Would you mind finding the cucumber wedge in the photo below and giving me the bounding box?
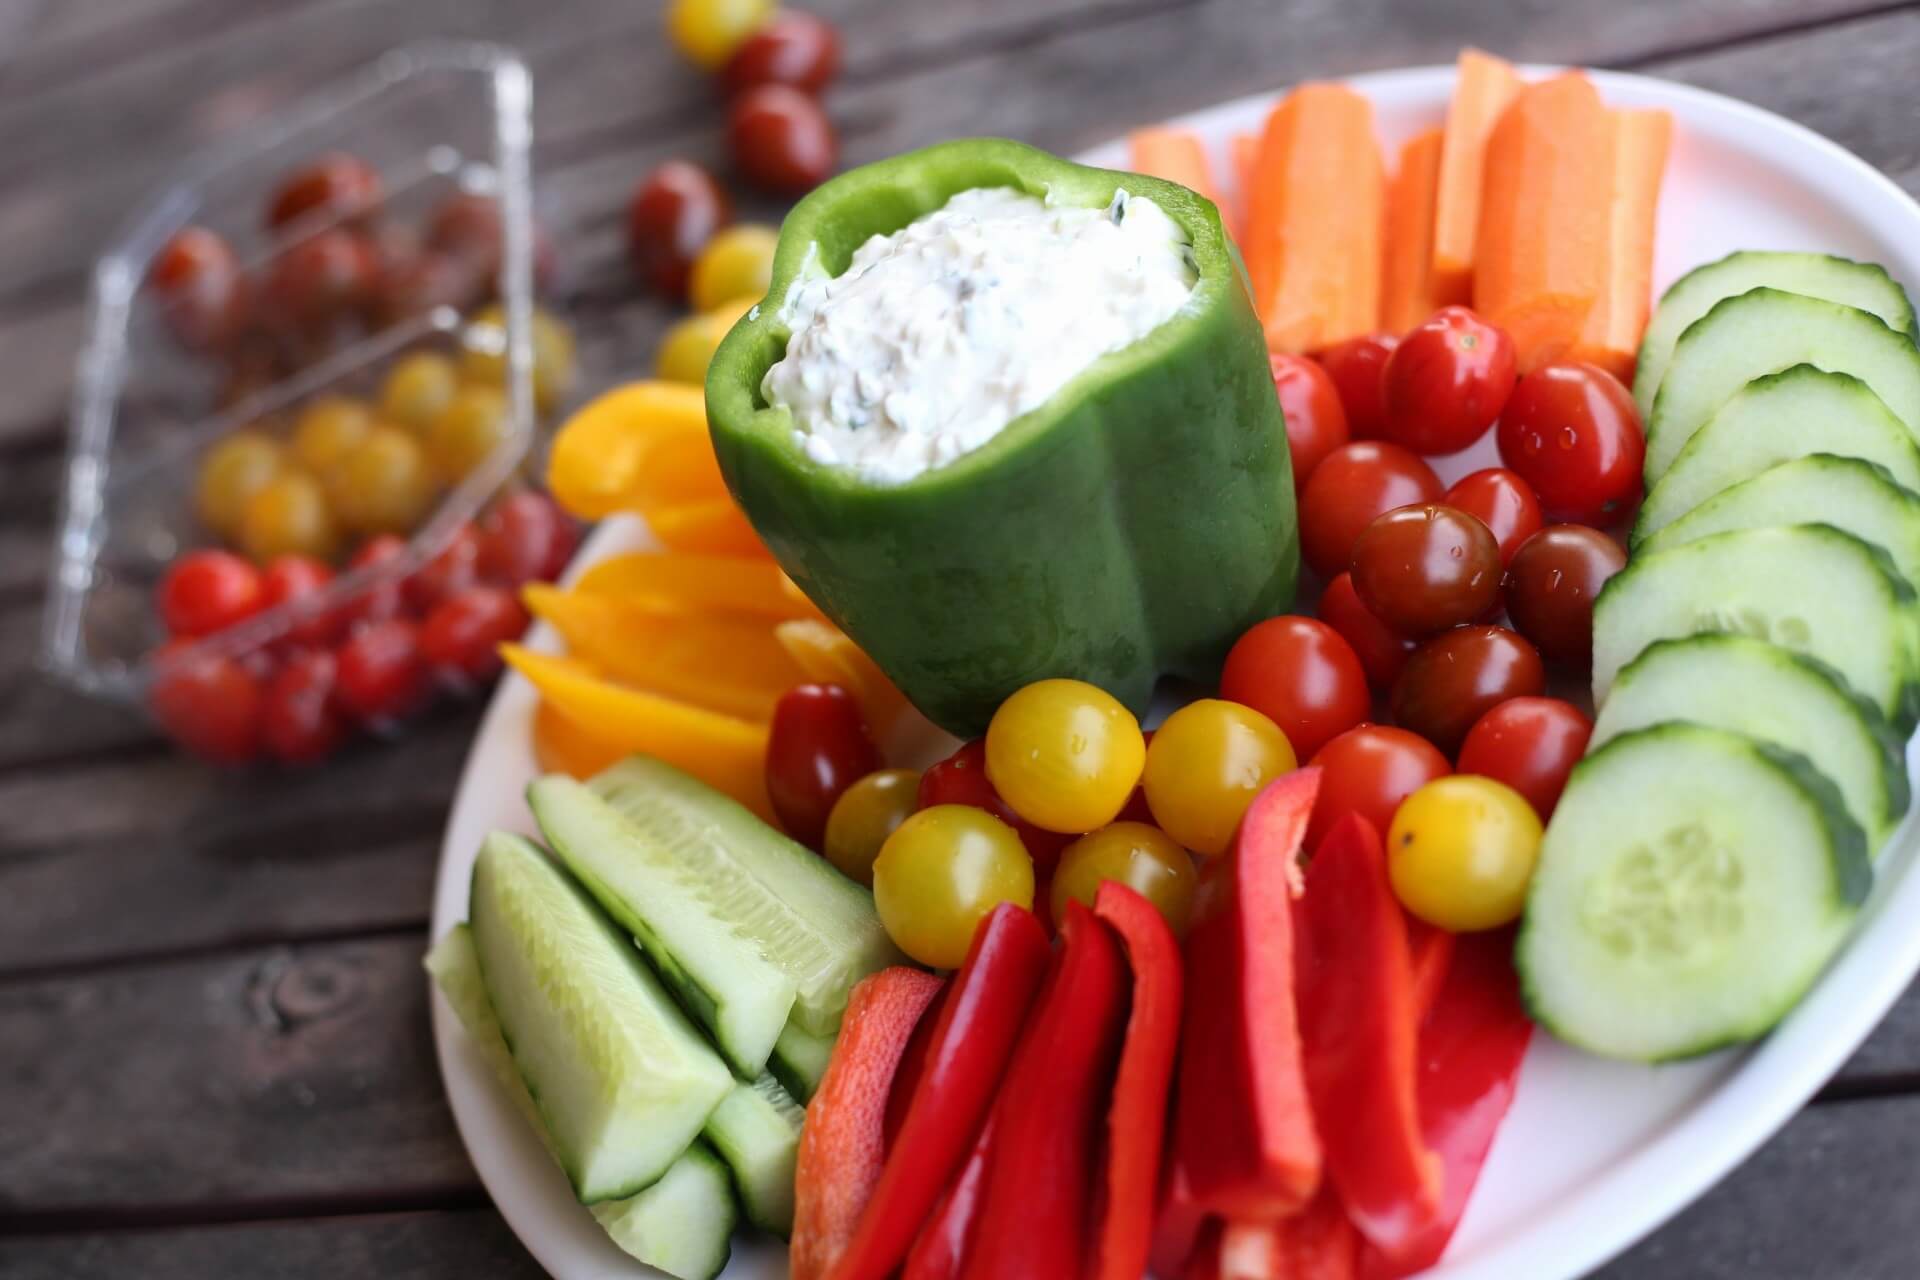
[530,773,798,1077]
[706,1072,805,1236]
[587,755,904,1037]
[1634,365,1920,544]
[1640,454,1920,590]
[592,1141,737,1280]
[1590,524,1920,729]
[1645,288,1920,483]
[1634,250,1917,417]
[1520,723,1870,1061]
[469,832,733,1203]
[770,1018,836,1103]
[1591,634,1909,847]
[424,923,559,1152]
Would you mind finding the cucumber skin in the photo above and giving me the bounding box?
[769,1019,835,1103]
[1519,725,1871,1062]
[592,1140,737,1280]
[705,1075,804,1236]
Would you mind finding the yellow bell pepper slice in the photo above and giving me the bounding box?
[774,618,910,736]
[502,643,773,820]
[546,381,709,521]
[531,700,629,779]
[648,498,770,558]
[571,551,823,620]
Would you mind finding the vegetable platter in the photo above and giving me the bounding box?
[431,61,1920,1280]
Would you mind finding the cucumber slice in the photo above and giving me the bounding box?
[1634,250,1917,417]
[592,1140,737,1280]
[587,755,904,1037]
[1644,289,1920,483]
[1634,365,1920,544]
[1520,723,1870,1061]
[424,924,558,1154]
[1591,634,1909,847]
[469,832,733,1203]
[706,1072,805,1236]
[1640,454,1920,590]
[1591,524,1920,729]
[770,1018,836,1103]
[530,774,798,1077]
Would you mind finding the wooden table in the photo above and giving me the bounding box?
[4,1,1920,1275]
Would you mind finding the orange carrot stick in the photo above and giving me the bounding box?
[1381,127,1453,334]
[1473,72,1612,372]
[1230,132,1260,235]
[1128,126,1225,211]
[1571,107,1674,383]
[1243,83,1385,353]
[1431,48,1522,301]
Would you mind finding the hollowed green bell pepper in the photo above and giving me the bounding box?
[706,138,1296,736]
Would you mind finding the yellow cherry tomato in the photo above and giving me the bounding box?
[655,297,755,385]
[1050,821,1197,936]
[872,804,1034,969]
[239,469,339,562]
[379,351,460,434]
[667,0,774,69]
[690,225,779,312]
[823,769,921,887]
[290,396,374,473]
[462,304,579,413]
[1388,774,1543,931]
[985,678,1146,834]
[195,429,283,539]
[325,425,439,535]
[1142,699,1296,857]
[428,383,515,480]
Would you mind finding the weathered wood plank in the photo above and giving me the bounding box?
[0,1211,541,1280]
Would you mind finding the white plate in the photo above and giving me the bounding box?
[431,64,1920,1280]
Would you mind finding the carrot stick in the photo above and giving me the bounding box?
[1472,72,1612,372]
[1230,132,1260,235]
[1129,126,1225,211]
[1571,107,1674,382]
[1431,48,1522,301]
[1243,83,1385,353]
[1381,128,1454,334]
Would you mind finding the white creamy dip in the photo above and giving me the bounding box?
[761,186,1196,484]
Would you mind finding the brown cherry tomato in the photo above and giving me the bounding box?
[1220,615,1370,759]
[267,151,382,231]
[728,84,837,194]
[376,250,483,324]
[479,490,580,587]
[1317,571,1418,690]
[263,228,379,335]
[823,768,921,886]
[1444,467,1543,565]
[628,160,735,297]
[1306,723,1450,852]
[148,226,249,351]
[1380,306,1517,455]
[1391,625,1545,755]
[1456,695,1593,822]
[1503,523,1627,669]
[721,10,842,95]
[1496,362,1645,525]
[1298,441,1443,579]
[1350,503,1503,637]
[1270,353,1350,494]
[767,683,883,848]
[1315,332,1398,440]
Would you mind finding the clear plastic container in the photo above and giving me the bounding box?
[42,41,538,706]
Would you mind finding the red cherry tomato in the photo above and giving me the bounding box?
[148,226,249,351]
[917,737,1074,875]
[339,534,408,628]
[149,647,265,765]
[263,228,379,334]
[260,555,338,647]
[1444,468,1543,566]
[157,550,265,638]
[1269,353,1350,493]
[1315,333,1398,440]
[1317,571,1417,690]
[406,523,483,613]
[335,618,432,728]
[480,491,580,588]
[627,160,734,297]
[1219,615,1369,759]
[1306,723,1450,851]
[266,151,382,231]
[423,192,555,293]
[1350,503,1503,637]
[766,683,883,848]
[728,85,837,194]
[721,10,842,95]
[1503,524,1628,669]
[262,648,350,765]
[421,586,529,685]
[1457,696,1593,821]
[1391,626,1545,755]
[1379,306,1516,455]
[1496,362,1645,524]
[1298,441,1443,579]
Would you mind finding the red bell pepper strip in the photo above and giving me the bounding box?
[1182,1219,1224,1280]
[1407,918,1456,1023]
[1218,1186,1360,1280]
[791,967,945,1280]
[1294,813,1441,1261]
[1360,929,1534,1279]
[832,904,1053,1280]
[1151,1164,1211,1280]
[1172,768,1325,1221]
[959,899,1130,1280]
[1088,882,1185,1280]
[902,1113,995,1280]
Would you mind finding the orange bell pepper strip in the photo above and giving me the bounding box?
[545,381,711,521]
[774,618,909,738]
[1381,127,1456,334]
[523,584,803,722]
[530,700,628,779]
[792,967,946,1280]
[500,643,774,820]
[1572,107,1674,382]
[1432,48,1523,303]
[571,550,822,620]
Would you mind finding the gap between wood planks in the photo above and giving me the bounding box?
[0,1186,493,1238]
